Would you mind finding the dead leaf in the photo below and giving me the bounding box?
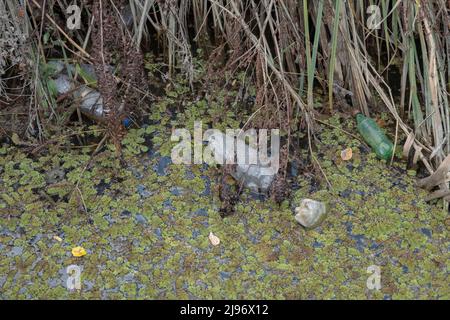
[376,118,387,127]
[53,235,63,242]
[208,232,220,246]
[341,148,353,161]
[417,154,450,190]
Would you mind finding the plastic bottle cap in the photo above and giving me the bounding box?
[122,118,131,128]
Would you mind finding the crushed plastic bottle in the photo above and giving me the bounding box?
[356,113,394,160]
[206,131,278,192]
[294,199,327,229]
[53,74,73,95]
[50,61,130,126]
[54,73,105,119]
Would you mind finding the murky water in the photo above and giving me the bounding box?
[0,108,448,299]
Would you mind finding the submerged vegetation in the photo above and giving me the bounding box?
[0,0,449,299]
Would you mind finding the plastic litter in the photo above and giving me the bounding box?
[356,113,394,160]
[294,199,327,229]
[50,61,129,125]
[206,131,278,192]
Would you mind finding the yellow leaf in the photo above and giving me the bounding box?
[341,148,353,161]
[53,235,63,242]
[208,232,220,246]
[71,246,87,257]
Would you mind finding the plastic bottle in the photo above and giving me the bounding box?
[206,131,277,192]
[356,113,394,160]
[52,62,131,128]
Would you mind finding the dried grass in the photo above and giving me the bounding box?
[1,0,449,201]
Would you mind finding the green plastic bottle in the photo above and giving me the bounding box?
[356,113,394,160]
